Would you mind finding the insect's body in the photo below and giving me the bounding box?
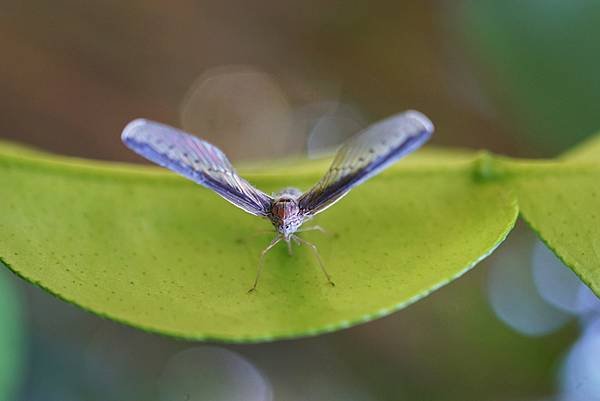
[121,110,434,292]
[269,188,306,240]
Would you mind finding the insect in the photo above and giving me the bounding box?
[121,110,433,292]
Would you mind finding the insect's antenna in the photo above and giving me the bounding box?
[248,235,282,293]
[292,235,335,287]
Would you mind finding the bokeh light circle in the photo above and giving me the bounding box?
[487,231,572,336]
[159,346,272,401]
[180,65,293,161]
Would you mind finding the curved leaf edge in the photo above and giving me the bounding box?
[0,201,519,343]
[516,214,598,296]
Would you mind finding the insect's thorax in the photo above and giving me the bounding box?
[269,188,305,239]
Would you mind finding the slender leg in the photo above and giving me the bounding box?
[248,235,282,293]
[292,235,335,287]
[296,225,328,234]
[286,240,293,256]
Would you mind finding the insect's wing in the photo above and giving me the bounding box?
[122,119,272,216]
[298,110,433,216]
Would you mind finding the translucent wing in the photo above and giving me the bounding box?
[298,110,434,215]
[122,119,272,216]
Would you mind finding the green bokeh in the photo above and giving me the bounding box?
[460,0,600,154]
[0,268,25,400]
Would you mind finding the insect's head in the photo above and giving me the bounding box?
[270,197,302,240]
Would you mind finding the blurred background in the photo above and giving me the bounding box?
[1,0,600,400]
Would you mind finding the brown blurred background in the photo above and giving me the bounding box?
[0,1,517,163]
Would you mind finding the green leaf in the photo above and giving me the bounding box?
[560,132,600,162]
[0,142,517,341]
[0,268,25,399]
[504,151,600,296]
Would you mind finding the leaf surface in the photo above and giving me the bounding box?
[0,142,517,341]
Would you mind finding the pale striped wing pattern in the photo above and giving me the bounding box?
[122,119,272,216]
[298,110,434,215]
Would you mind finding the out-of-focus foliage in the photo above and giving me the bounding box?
[459,0,600,155]
[0,268,25,400]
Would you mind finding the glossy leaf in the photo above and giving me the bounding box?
[0,142,517,341]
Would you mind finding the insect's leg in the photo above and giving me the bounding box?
[248,235,282,293]
[292,235,335,287]
[296,225,328,234]
[286,239,293,256]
